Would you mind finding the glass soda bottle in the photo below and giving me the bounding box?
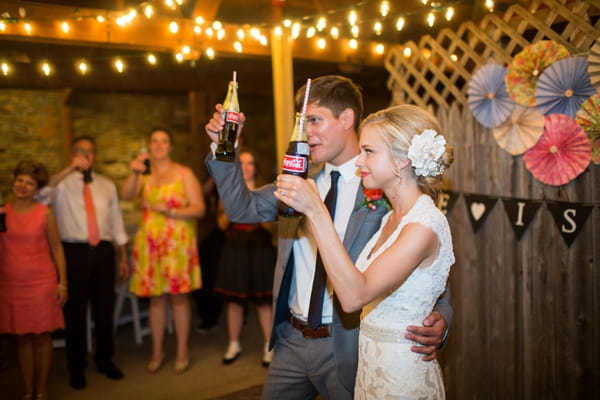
[141,139,151,175]
[216,71,240,162]
[0,192,6,232]
[278,112,310,217]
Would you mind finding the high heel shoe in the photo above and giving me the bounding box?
[147,353,165,373]
[222,341,242,365]
[173,358,189,373]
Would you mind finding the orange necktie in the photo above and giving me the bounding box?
[83,184,100,247]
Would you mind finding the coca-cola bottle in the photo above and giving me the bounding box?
[0,192,6,232]
[278,112,309,217]
[216,71,240,162]
[141,139,151,175]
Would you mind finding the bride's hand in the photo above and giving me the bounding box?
[274,175,321,216]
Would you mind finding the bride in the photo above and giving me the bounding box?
[275,104,455,398]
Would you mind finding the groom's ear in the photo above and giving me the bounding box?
[340,108,354,130]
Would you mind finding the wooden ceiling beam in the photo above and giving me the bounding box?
[0,1,385,66]
[190,0,222,21]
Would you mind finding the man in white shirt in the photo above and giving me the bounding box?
[42,136,129,389]
[205,76,452,399]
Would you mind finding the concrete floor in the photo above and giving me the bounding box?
[0,303,268,400]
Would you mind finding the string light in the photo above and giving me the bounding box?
[445,7,455,21]
[259,35,268,46]
[348,38,358,50]
[485,0,494,12]
[205,27,213,37]
[317,38,326,49]
[348,10,358,26]
[283,19,292,28]
[291,23,301,39]
[181,45,191,55]
[427,12,435,27]
[316,17,327,32]
[61,21,70,34]
[373,21,382,36]
[403,47,412,57]
[76,60,89,75]
[205,47,215,60]
[96,15,105,23]
[306,27,316,38]
[40,61,52,76]
[380,1,390,17]
[113,58,125,73]
[274,26,283,37]
[351,25,359,38]
[169,21,179,34]
[0,22,6,31]
[375,43,385,55]
[1,62,10,76]
[396,17,405,31]
[175,52,184,63]
[236,29,245,40]
[195,16,204,25]
[194,25,201,34]
[330,26,339,40]
[233,41,242,52]
[24,22,32,34]
[143,5,153,18]
[217,29,225,40]
[146,53,157,65]
[212,21,222,30]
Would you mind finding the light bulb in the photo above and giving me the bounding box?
[396,17,405,31]
[169,21,179,34]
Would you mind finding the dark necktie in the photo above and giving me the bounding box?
[307,170,341,328]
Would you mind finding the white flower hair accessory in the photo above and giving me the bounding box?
[407,129,447,177]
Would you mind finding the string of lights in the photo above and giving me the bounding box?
[0,0,495,78]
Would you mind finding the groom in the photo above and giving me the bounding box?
[205,75,452,400]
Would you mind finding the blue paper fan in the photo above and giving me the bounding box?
[535,56,596,118]
[467,64,515,128]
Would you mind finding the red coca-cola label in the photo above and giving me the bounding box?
[225,111,240,124]
[282,154,307,172]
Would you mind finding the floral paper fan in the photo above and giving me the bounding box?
[588,38,600,90]
[576,94,600,164]
[535,57,596,118]
[523,113,592,186]
[493,105,544,155]
[467,64,515,128]
[505,41,570,107]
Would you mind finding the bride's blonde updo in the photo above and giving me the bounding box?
[359,104,453,201]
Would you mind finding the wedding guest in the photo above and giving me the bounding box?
[276,104,454,398]
[205,75,452,399]
[122,127,205,373]
[214,150,276,367]
[41,136,128,390]
[0,160,67,400]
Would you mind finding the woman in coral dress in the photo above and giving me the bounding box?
[0,160,68,400]
[122,127,205,374]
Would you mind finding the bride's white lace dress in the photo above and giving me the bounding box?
[354,194,454,399]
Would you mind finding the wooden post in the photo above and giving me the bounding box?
[270,28,295,166]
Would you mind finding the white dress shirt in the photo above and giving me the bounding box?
[38,171,128,246]
[289,156,361,323]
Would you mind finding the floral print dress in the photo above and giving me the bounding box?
[129,172,201,297]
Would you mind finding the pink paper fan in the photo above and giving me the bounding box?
[523,113,592,186]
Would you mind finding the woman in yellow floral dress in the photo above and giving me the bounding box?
[122,127,205,373]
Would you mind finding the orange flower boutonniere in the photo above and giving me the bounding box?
[358,188,390,211]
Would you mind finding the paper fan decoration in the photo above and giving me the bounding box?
[467,65,515,128]
[588,38,600,90]
[523,113,592,186]
[493,105,545,155]
[535,57,596,118]
[505,41,570,107]
[576,94,600,164]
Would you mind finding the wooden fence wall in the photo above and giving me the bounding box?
[384,0,599,398]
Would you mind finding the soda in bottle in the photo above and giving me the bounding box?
[278,112,310,217]
[216,71,240,162]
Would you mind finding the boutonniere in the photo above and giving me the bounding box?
[358,188,390,211]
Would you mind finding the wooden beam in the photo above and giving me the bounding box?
[60,88,73,165]
[0,1,385,67]
[190,0,222,21]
